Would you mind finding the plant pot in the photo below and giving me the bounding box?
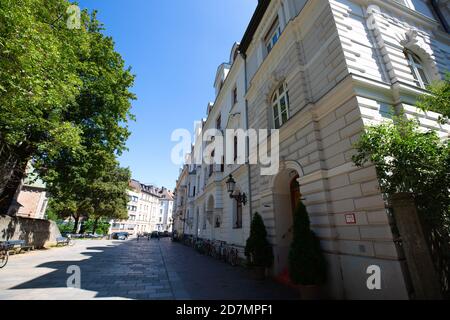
[250,266,266,280]
[299,285,322,300]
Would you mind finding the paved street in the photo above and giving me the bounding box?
[0,238,298,300]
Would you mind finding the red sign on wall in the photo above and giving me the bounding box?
[345,213,356,224]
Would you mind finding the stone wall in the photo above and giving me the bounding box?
[0,215,61,248]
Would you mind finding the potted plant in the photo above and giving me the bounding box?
[245,212,274,280]
[289,202,327,299]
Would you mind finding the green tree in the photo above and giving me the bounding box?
[82,218,110,235]
[417,74,450,125]
[0,0,85,212]
[245,212,274,268]
[352,113,450,297]
[352,117,450,211]
[44,151,130,233]
[84,164,130,234]
[288,202,327,285]
[0,0,136,214]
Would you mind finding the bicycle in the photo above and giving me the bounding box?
[228,246,239,266]
[0,243,9,269]
[204,240,214,257]
[67,235,75,247]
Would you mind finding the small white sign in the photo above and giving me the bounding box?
[345,213,356,224]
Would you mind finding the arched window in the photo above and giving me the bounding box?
[272,83,290,129]
[405,50,430,88]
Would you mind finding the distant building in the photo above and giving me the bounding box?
[9,163,48,220]
[109,179,174,235]
[173,166,189,237]
[158,187,174,232]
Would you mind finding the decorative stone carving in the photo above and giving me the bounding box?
[396,28,441,81]
[264,70,286,104]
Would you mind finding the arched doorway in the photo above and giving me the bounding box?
[272,166,302,279]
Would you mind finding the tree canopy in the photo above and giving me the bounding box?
[417,74,450,125]
[0,0,136,228]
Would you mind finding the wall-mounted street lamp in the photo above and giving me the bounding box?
[226,174,247,206]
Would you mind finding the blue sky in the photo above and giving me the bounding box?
[77,0,257,190]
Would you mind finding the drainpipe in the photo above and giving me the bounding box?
[241,50,253,222]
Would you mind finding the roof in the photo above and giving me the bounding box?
[129,179,163,197]
[159,188,174,201]
[240,0,271,56]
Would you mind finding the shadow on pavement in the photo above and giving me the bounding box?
[11,240,173,300]
[161,240,299,300]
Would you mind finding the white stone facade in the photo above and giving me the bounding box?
[173,0,449,299]
[110,180,172,235]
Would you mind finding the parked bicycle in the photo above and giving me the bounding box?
[226,245,239,266]
[67,234,75,246]
[0,242,9,269]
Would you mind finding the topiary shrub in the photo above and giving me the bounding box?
[245,212,274,268]
[289,202,327,285]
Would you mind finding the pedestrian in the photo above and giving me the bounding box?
[157,232,160,241]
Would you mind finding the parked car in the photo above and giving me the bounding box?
[112,232,128,240]
[163,231,170,237]
[150,231,159,239]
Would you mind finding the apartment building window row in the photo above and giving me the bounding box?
[127,205,137,211]
[128,195,138,202]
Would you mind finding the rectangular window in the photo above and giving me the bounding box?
[395,0,436,19]
[265,18,281,54]
[209,150,215,177]
[232,86,238,105]
[216,115,221,130]
[233,136,238,162]
[234,201,243,229]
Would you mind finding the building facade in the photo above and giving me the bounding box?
[158,187,174,232]
[8,162,48,220]
[173,0,450,299]
[110,179,166,235]
[173,166,189,235]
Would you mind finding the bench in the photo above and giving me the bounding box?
[3,240,34,254]
[56,237,70,246]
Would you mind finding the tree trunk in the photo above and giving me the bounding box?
[92,217,99,234]
[390,192,443,299]
[0,157,29,215]
[72,215,80,234]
